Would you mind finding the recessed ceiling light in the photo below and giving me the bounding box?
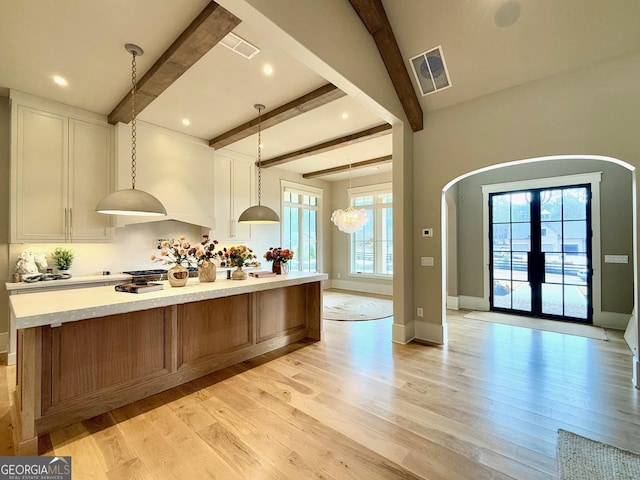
[181,118,191,126]
[262,64,273,76]
[53,75,68,86]
[341,112,349,120]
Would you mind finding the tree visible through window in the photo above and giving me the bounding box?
[350,184,392,276]
[282,182,321,272]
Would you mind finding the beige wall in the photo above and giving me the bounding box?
[414,52,640,338]
[455,159,633,314]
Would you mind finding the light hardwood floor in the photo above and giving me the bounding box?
[0,309,638,479]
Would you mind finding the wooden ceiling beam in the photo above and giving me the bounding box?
[209,84,346,149]
[108,2,240,125]
[260,123,391,169]
[303,155,392,179]
[349,0,423,132]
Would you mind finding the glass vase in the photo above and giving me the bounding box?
[272,261,289,275]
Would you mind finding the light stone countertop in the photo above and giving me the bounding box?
[10,272,328,330]
[5,273,132,292]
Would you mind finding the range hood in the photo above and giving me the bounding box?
[120,215,215,231]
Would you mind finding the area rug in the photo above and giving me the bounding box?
[557,429,640,479]
[463,311,608,341]
[323,290,393,321]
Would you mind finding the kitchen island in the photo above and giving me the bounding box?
[9,272,327,455]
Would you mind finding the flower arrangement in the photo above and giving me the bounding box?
[189,235,219,267]
[218,245,257,268]
[151,236,194,267]
[263,247,294,264]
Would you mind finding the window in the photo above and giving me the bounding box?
[350,183,393,277]
[281,181,322,272]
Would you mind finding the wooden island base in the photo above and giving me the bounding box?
[13,282,321,455]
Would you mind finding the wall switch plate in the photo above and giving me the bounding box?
[422,228,433,237]
[421,256,434,266]
[417,307,424,317]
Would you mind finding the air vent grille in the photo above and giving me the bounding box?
[409,46,451,96]
[220,32,260,59]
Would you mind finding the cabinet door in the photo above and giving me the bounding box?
[214,156,233,239]
[14,106,68,242]
[232,159,253,241]
[69,119,113,241]
[213,156,253,241]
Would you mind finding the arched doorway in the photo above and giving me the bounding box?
[442,155,636,332]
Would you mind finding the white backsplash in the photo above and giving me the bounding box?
[8,219,282,277]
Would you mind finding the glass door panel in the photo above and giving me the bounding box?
[489,185,592,323]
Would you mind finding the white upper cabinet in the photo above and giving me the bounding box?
[213,152,254,241]
[10,92,114,243]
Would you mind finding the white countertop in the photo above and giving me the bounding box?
[10,272,328,330]
[5,273,132,292]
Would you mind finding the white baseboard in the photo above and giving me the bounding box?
[414,320,445,345]
[0,332,7,354]
[330,279,393,296]
[392,321,415,344]
[594,311,632,331]
[459,295,490,311]
[446,296,459,310]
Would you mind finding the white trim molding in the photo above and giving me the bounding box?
[446,296,459,310]
[392,321,415,344]
[331,279,393,296]
[414,320,446,345]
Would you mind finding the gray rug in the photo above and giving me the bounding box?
[557,429,640,479]
[323,290,393,321]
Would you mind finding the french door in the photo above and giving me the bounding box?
[489,185,592,322]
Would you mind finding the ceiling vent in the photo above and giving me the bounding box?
[220,32,260,59]
[409,46,451,96]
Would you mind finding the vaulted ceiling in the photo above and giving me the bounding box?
[1,1,638,181]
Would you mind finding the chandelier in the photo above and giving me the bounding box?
[331,163,368,233]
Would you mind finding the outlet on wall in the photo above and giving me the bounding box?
[417,307,424,317]
[337,273,341,279]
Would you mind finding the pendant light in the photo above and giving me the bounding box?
[331,162,368,233]
[96,44,167,216]
[238,103,280,224]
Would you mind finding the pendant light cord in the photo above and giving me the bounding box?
[256,104,264,206]
[130,51,138,190]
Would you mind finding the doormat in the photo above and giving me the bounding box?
[557,429,640,479]
[323,290,393,321]
[463,311,608,340]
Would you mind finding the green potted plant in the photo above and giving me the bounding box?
[52,247,74,275]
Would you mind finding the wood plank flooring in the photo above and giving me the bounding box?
[0,309,638,479]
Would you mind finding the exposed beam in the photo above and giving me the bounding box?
[303,155,392,179]
[349,0,423,132]
[108,2,241,125]
[209,84,346,149]
[260,123,391,169]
